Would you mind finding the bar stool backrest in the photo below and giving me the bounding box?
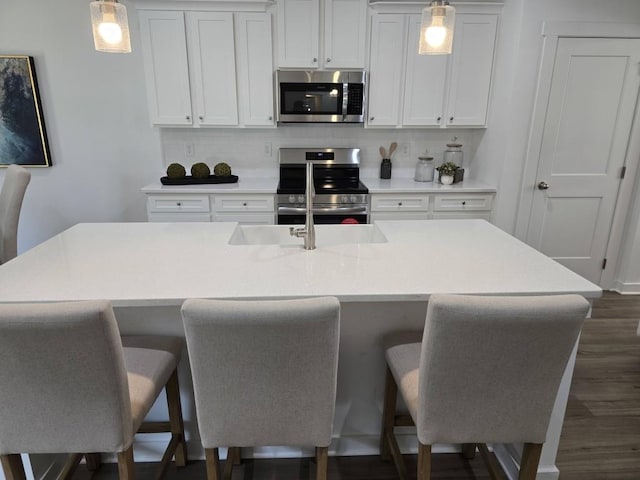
[0,164,31,264]
[417,294,590,445]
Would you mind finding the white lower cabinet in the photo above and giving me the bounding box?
[145,193,275,224]
[370,192,494,222]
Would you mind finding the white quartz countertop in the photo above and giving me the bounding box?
[141,178,495,194]
[0,221,600,306]
[141,177,278,194]
[362,177,496,193]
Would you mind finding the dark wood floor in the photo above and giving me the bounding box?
[76,292,640,479]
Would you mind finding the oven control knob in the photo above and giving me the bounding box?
[350,195,358,203]
[288,195,296,203]
[297,195,305,203]
[342,195,349,203]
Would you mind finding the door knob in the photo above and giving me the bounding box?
[538,181,550,190]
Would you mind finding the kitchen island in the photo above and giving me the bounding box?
[0,220,600,480]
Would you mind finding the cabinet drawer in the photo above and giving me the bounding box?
[433,194,493,212]
[214,194,274,212]
[147,195,210,213]
[432,212,493,222]
[371,194,429,212]
[213,213,275,224]
[148,213,211,222]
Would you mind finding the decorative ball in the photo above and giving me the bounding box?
[166,163,186,178]
[190,162,211,179]
[214,162,232,177]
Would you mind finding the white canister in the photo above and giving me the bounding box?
[443,141,463,168]
[414,156,434,182]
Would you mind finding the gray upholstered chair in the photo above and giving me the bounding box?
[380,294,590,480]
[0,164,31,264]
[181,297,340,480]
[0,300,187,480]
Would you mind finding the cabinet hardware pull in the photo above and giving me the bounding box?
[176,202,182,206]
[462,201,466,205]
[268,116,273,121]
[398,202,403,206]
[449,116,454,121]
[370,116,375,121]
[437,116,441,122]
[538,181,550,190]
[243,202,247,206]
[326,58,331,62]
[313,57,317,63]
[199,115,203,121]
[186,116,190,121]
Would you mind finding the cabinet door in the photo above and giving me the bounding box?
[402,14,448,127]
[367,15,405,127]
[236,13,275,127]
[324,0,367,68]
[138,11,192,125]
[445,14,498,127]
[187,12,238,126]
[277,0,320,68]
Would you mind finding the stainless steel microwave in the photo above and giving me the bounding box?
[276,70,366,124]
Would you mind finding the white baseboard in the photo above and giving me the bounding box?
[611,281,640,294]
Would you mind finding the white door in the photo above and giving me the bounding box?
[526,38,640,284]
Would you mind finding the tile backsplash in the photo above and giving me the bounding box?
[161,126,485,179]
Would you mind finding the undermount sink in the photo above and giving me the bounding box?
[228,224,388,246]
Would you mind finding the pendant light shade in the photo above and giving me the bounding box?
[419,0,455,55]
[90,0,131,53]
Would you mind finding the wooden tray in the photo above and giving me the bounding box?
[160,175,238,185]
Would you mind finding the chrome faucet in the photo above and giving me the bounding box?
[289,161,316,250]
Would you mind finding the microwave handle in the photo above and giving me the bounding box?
[342,83,349,121]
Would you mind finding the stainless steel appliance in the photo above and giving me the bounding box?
[276,70,366,124]
[277,148,369,224]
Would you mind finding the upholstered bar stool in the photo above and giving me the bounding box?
[0,300,187,480]
[0,164,31,264]
[181,297,340,480]
[380,294,590,480]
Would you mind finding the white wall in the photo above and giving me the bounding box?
[0,0,161,252]
[1,0,639,290]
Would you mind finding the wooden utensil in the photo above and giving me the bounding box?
[379,146,387,158]
[388,142,397,158]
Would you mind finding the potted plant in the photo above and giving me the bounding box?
[436,161,458,185]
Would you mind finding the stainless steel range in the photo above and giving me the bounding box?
[277,148,369,224]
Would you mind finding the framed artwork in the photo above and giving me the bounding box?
[0,55,51,167]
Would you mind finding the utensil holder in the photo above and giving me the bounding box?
[380,158,392,179]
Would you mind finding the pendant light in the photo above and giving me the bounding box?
[90,0,131,53]
[419,0,455,55]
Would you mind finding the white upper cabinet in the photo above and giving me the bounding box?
[277,0,367,69]
[368,12,499,128]
[367,14,405,126]
[187,12,238,126]
[138,8,274,128]
[445,14,498,127]
[235,13,275,126]
[139,11,192,125]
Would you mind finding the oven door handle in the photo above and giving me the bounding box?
[278,205,368,215]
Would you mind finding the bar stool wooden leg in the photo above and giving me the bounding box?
[1,454,26,480]
[85,453,102,471]
[380,366,398,461]
[205,448,221,480]
[462,443,477,459]
[519,443,543,480]
[166,369,187,467]
[117,446,135,480]
[316,446,328,480]
[417,443,432,480]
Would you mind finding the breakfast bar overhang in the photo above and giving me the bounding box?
[0,220,602,480]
